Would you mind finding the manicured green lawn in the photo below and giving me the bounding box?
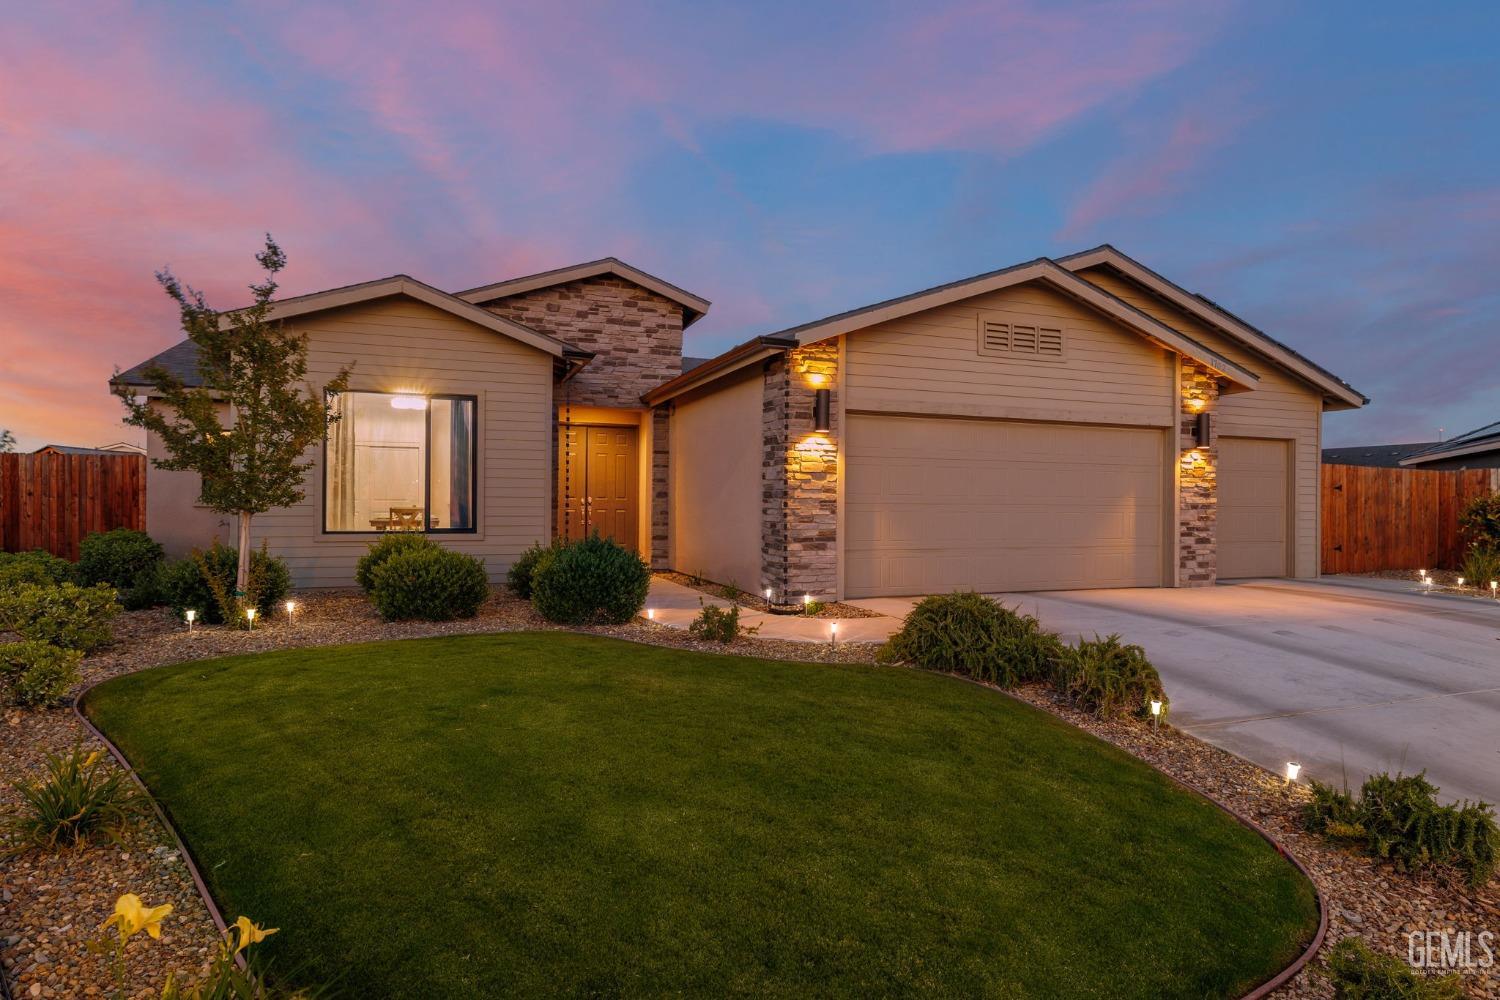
[85,633,1315,998]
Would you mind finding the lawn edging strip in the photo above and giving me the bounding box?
[939,671,1329,1000]
[72,679,247,972]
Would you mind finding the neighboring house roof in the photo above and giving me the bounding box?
[644,337,799,405]
[1323,443,1440,468]
[95,441,145,454]
[114,274,590,392]
[32,444,137,456]
[1399,421,1500,467]
[455,257,712,328]
[1056,245,1367,409]
[748,257,1261,390]
[681,356,712,373]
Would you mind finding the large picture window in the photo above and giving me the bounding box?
[324,391,476,533]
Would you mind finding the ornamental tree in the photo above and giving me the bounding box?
[117,237,349,596]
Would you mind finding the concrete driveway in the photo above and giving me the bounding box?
[861,578,1500,803]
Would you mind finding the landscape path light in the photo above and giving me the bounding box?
[1149,699,1162,731]
[646,608,656,622]
[285,599,297,620]
[1285,761,1301,784]
[1492,581,1498,598]
[829,621,838,646]
[185,608,196,632]
[244,606,257,630]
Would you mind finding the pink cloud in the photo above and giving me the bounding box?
[1058,84,1259,239]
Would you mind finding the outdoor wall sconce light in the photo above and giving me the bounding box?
[1193,411,1213,448]
[812,388,831,433]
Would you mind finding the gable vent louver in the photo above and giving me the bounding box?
[977,313,1065,360]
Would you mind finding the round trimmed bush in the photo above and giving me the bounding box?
[355,534,437,594]
[0,550,76,590]
[77,529,164,609]
[878,591,1064,687]
[505,540,559,600]
[530,534,650,626]
[0,640,83,708]
[0,583,118,654]
[159,541,291,624]
[369,545,489,621]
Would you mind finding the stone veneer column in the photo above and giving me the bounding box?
[1178,359,1219,586]
[651,407,670,569]
[762,342,839,601]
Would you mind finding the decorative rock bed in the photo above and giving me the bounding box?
[2,589,1495,997]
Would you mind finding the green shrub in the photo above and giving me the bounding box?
[688,601,756,643]
[0,641,83,707]
[370,545,489,621]
[1459,543,1500,589]
[0,549,75,591]
[355,533,437,594]
[802,598,826,616]
[1304,772,1498,889]
[1459,492,1500,551]
[530,533,651,626]
[1053,634,1167,719]
[0,582,118,653]
[877,592,1065,687]
[76,528,164,609]
[506,539,558,600]
[2,745,137,854]
[160,540,291,624]
[1317,936,1463,1000]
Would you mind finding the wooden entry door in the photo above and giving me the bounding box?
[560,425,639,549]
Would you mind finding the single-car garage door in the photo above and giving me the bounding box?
[845,414,1165,597]
[1218,437,1289,579]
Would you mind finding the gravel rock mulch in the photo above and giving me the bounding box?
[4,589,1496,997]
[656,571,886,618]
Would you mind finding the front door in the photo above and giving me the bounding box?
[559,425,639,549]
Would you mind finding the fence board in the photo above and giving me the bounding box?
[1321,463,1499,573]
[0,453,147,560]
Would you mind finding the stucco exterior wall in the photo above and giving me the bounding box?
[668,370,763,589]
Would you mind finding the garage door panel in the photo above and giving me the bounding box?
[846,415,1164,597]
[1218,437,1289,579]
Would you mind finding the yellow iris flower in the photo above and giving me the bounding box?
[230,915,278,954]
[103,893,172,941]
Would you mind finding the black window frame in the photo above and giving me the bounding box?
[321,390,479,535]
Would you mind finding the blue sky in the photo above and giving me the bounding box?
[2,0,1496,448]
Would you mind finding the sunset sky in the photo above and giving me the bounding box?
[3,1,1496,451]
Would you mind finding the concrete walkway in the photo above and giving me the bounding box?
[645,578,901,643]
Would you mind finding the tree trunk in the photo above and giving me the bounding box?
[236,511,252,597]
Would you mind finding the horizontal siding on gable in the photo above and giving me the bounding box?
[251,296,553,588]
[1077,267,1322,578]
[843,282,1175,427]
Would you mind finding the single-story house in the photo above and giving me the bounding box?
[32,442,145,457]
[114,246,1366,598]
[1322,442,1440,468]
[1396,422,1500,470]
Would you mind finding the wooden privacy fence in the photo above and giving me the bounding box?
[1321,463,1500,574]
[0,452,146,561]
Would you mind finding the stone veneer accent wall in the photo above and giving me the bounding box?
[1178,359,1219,586]
[761,341,839,601]
[480,275,685,561]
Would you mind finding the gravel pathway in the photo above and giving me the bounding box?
[3,589,1495,997]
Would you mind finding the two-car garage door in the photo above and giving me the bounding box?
[845,415,1165,598]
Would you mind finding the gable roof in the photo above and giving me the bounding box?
[764,257,1260,390]
[1399,421,1500,466]
[456,257,711,328]
[1057,245,1367,409]
[1323,442,1439,468]
[644,336,798,405]
[113,274,589,392]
